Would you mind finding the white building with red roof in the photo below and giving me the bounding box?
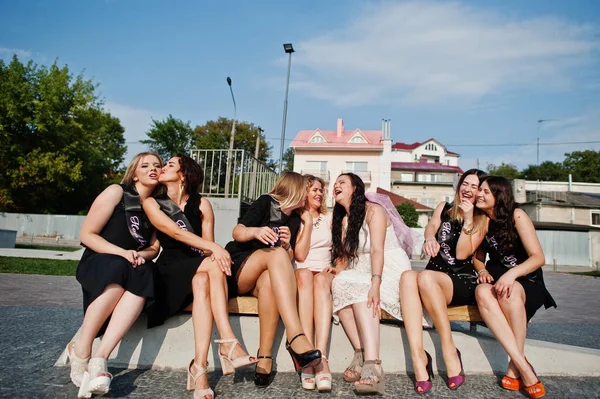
[290,118,461,219]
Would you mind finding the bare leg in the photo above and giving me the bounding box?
[351,302,382,387]
[75,284,125,359]
[199,258,249,359]
[313,272,334,375]
[94,291,145,359]
[400,270,429,382]
[237,248,313,354]
[476,284,537,387]
[497,283,528,379]
[252,271,279,375]
[417,270,460,378]
[338,306,363,380]
[296,269,315,344]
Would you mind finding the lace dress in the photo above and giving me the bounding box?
[332,222,412,320]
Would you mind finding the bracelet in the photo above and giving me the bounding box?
[477,269,489,276]
[372,274,382,280]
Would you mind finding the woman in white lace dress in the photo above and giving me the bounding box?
[331,173,414,395]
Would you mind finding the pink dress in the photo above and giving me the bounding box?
[294,213,332,272]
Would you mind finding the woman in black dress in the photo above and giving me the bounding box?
[143,155,256,399]
[475,176,556,399]
[67,152,162,397]
[224,171,322,386]
[399,169,488,394]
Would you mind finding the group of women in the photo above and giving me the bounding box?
[66,152,555,398]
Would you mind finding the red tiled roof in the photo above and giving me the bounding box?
[391,162,463,173]
[290,129,382,149]
[392,138,460,157]
[376,187,433,211]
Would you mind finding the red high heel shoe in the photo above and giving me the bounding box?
[414,351,433,395]
[446,349,465,390]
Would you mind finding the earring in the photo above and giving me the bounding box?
[133,178,139,182]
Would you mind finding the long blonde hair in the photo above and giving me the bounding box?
[448,168,487,233]
[121,152,164,195]
[303,174,327,215]
[269,171,306,209]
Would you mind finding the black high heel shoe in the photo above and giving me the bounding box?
[254,350,274,387]
[285,333,322,371]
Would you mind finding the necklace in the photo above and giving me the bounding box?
[313,214,323,228]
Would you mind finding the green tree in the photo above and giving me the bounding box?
[282,148,294,172]
[520,161,569,181]
[486,162,520,179]
[193,117,272,163]
[0,55,126,214]
[141,115,193,161]
[396,202,420,228]
[563,150,600,183]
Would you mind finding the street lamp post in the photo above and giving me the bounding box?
[225,77,237,197]
[536,119,556,166]
[278,43,295,175]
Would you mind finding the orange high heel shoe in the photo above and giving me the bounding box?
[525,380,546,398]
[501,375,522,391]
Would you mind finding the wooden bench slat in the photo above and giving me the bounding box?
[184,296,483,323]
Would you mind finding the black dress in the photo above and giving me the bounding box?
[224,194,301,298]
[482,217,557,320]
[76,185,155,335]
[149,193,207,327]
[425,202,478,306]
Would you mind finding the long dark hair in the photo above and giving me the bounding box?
[331,173,366,265]
[482,175,518,252]
[175,154,204,196]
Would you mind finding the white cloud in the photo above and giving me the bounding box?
[0,47,32,59]
[292,2,599,106]
[105,102,163,164]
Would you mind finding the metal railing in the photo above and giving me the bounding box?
[526,191,569,203]
[300,169,330,181]
[190,149,278,202]
[342,170,372,182]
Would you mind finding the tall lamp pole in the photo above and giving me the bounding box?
[279,43,295,175]
[225,77,237,197]
[536,119,556,166]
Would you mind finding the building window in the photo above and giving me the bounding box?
[592,211,600,226]
[350,136,365,143]
[306,161,327,172]
[425,143,437,151]
[310,135,325,143]
[346,161,368,171]
[418,198,437,208]
[417,173,442,183]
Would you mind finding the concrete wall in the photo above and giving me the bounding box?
[390,184,454,209]
[521,204,598,226]
[0,197,241,248]
[524,180,600,194]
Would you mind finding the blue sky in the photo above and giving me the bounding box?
[1,0,599,172]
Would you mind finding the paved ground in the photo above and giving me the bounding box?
[1,257,600,397]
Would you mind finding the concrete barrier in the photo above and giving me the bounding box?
[56,314,600,376]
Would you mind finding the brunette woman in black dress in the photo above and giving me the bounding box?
[399,169,488,394]
[67,152,162,397]
[475,176,556,399]
[143,155,256,399]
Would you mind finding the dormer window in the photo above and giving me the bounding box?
[425,143,437,151]
[350,136,365,143]
[310,135,325,143]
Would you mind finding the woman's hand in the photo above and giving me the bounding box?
[477,269,494,284]
[279,226,291,249]
[210,245,233,276]
[300,209,313,225]
[494,270,516,298]
[323,266,337,275]
[458,199,474,224]
[253,226,280,246]
[121,249,140,267]
[423,237,440,257]
[367,280,381,319]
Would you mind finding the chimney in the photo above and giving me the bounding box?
[336,118,344,137]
